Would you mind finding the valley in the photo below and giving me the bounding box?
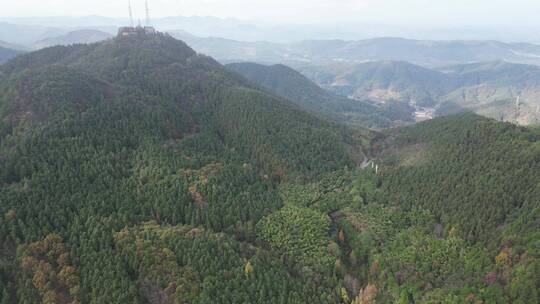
[295,60,540,125]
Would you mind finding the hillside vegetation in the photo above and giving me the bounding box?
[227,62,414,129]
[0,46,21,64]
[331,114,540,303]
[299,60,540,125]
[0,33,537,304]
[0,33,364,303]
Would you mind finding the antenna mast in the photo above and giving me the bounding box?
[145,0,151,26]
[128,0,134,27]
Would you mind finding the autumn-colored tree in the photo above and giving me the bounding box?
[244,261,254,278]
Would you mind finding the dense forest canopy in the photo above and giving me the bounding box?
[0,33,538,303]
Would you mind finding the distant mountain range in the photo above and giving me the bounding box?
[32,29,113,49]
[2,15,540,43]
[285,38,540,67]
[0,40,27,51]
[171,33,540,68]
[297,60,540,125]
[3,19,540,68]
[0,22,67,46]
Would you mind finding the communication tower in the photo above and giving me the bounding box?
[118,0,156,36]
[145,0,151,26]
[128,0,134,27]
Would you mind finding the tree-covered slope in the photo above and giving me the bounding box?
[300,60,540,125]
[377,113,539,242]
[226,62,414,129]
[436,61,540,125]
[299,61,452,107]
[1,33,358,177]
[0,33,364,303]
[315,113,539,303]
[362,113,540,302]
[0,32,538,304]
[0,46,22,64]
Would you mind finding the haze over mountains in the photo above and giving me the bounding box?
[172,33,540,68]
[32,29,113,49]
[4,16,540,71]
[2,15,540,43]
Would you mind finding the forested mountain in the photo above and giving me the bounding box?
[226,62,414,129]
[0,32,538,304]
[32,29,112,49]
[0,32,368,303]
[298,61,449,106]
[298,60,540,125]
[0,46,22,64]
[0,22,67,47]
[364,113,540,302]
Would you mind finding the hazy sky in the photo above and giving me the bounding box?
[3,0,540,27]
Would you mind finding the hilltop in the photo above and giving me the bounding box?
[0,32,368,303]
[168,34,540,67]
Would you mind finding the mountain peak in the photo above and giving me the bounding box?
[2,32,204,82]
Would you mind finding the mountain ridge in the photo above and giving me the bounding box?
[298,60,540,125]
[226,61,415,128]
[169,33,540,67]
[32,29,113,49]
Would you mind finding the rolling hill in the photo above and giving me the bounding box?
[298,60,540,125]
[32,29,113,49]
[226,62,414,129]
[298,61,451,106]
[0,31,369,303]
[358,113,540,303]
